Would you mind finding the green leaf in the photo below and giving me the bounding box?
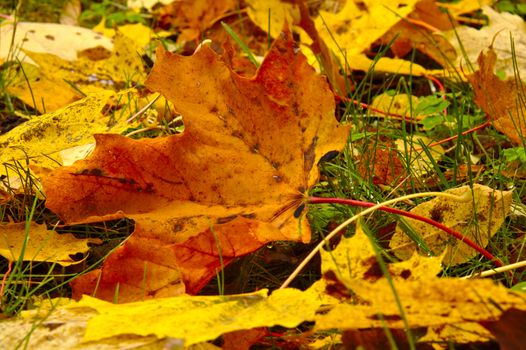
[511,282,526,293]
[414,95,449,116]
[503,147,526,163]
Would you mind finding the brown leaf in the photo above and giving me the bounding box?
[480,308,526,350]
[468,48,526,144]
[222,328,267,350]
[158,0,235,43]
[379,0,457,67]
[40,27,349,301]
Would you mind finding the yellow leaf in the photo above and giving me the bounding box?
[371,93,419,118]
[0,90,137,177]
[314,227,526,343]
[322,223,442,282]
[246,0,300,40]
[390,184,513,265]
[0,22,112,64]
[315,0,418,60]
[395,135,445,178]
[321,222,375,280]
[315,277,524,334]
[93,21,171,48]
[7,32,146,112]
[439,0,493,17]
[127,0,174,10]
[71,288,320,346]
[0,222,101,266]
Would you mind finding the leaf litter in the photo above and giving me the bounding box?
[1,0,526,348]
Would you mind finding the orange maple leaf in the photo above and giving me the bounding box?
[39,28,349,301]
[468,48,526,144]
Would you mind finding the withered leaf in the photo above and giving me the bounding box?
[40,28,349,301]
[468,48,526,144]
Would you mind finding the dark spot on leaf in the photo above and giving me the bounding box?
[400,269,411,280]
[45,35,54,41]
[292,101,299,116]
[323,270,354,300]
[319,150,339,163]
[78,168,104,176]
[430,206,443,223]
[363,257,382,281]
[231,130,243,139]
[294,204,305,218]
[216,215,238,224]
[369,314,402,321]
[118,177,137,185]
[143,183,155,193]
[303,136,318,173]
[272,174,282,183]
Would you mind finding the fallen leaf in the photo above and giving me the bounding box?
[394,135,445,178]
[468,47,526,145]
[447,6,526,79]
[7,32,146,112]
[379,0,457,68]
[390,184,513,265]
[92,21,171,48]
[0,22,112,64]
[439,0,492,16]
[480,308,526,350]
[246,0,434,76]
[371,93,420,118]
[245,0,300,41]
[158,0,235,43]
[342,328,426,350]
[222,328,267,350]
[322,221,443,283]
[314,227,526,344]
[127,0,173,11]
[74,288,319,346]
[0,222,101,266]
[0,90,137,177]
[356,141,406,186]
[39,28,350,300]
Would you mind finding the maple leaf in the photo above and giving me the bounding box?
[314,224,526,344]
[468,48,526,144]
[158,0,235,43]
[39,28,349,301]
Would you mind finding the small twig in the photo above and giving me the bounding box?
[126,93,161,124]
[462,259,526,279]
